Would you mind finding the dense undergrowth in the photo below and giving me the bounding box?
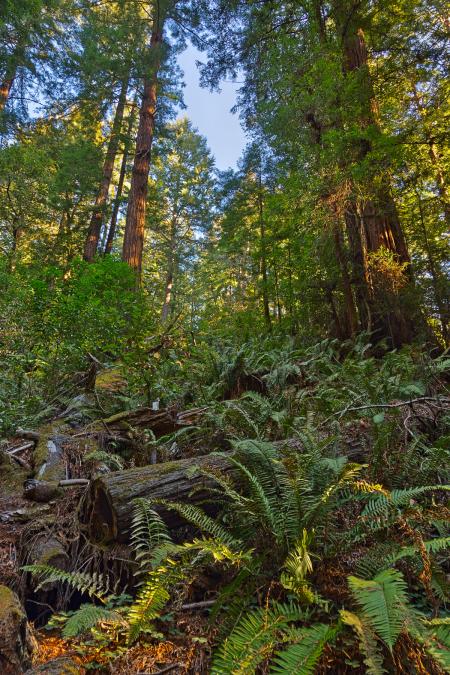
[6,266,446,673]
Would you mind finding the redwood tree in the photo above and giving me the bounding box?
[83,75,129,261]
[122,5,166,279]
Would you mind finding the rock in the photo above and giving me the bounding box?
[0,584,36,674]
[25,656,82,674]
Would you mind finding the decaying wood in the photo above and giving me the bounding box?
[33,430,70,483]
[79,453,232,545]
[9,454,32,472]
[23,480,63,503]
[23,478,88,502]
[7,442,34,456]
[16,429,41,442]
[23,533,69,576]
[0,584,36,674]
[59,479,89,487]
[98,405,207,437]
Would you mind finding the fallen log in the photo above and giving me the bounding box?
[79,453,232,545]
[24,480,63,503]
[24,479,89,502]
[97,405,207,437]
[16,428,41,442]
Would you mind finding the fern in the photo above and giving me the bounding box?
[270,623,339,674]
[152,499,242,550]
[130,499,172,575]
[127,559,182,644]
[85,450,124,471]
[22,564,108,600]
[212,601,305,675]
[362,485,450,519]
[280,531,316,603]
[340,610,385,675]
[348,569,410,652]
[356,537,450,578]
[62,604,120,637]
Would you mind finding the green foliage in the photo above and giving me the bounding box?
[348,569,411,652]
[211,601,307,674]
[130,499,172,576]
[127,559,182,644]
[271,623,340,675]
[340,611,385,675]
[62,604,120,638]
[22,564,109,600]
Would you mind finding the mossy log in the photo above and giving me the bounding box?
[33,424,71,482]
[23,533,69,577]
[0,585,36,674]
[78,453,232,545]
[99,405,207,436]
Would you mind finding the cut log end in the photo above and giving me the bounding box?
[79,479,118,545]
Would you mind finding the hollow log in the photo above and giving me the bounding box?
[78,453,232,545]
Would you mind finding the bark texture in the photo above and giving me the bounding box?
[84,76,129,261]
[0,585,36,674]
[338,21,421,346]
[104,102,136,254]
[78,453,233,545]
[122,19,163,279]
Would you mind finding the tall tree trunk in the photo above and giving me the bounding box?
[122,16,163,280]
[258,172,271,331]
[338,19,421,346]
[104,101,137,255]
[161,218,176,322]
[333,221,358,337]
[415,189,449,342]
[273,263,282,325]
[83,76,129,261]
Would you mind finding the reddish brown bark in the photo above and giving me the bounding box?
[83,76,129,261]
[0,74,15,112]
[338,22,421,346]
[104,102,137,254]
[122,20,163,280]
[333,222,358,337]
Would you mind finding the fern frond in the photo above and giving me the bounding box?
[62,604,121,637]
[270,623,339,674]
[228,456,277,533]
[152,500,242,550]
[22,564,108,600]
[183,537,253,567]
[127,559,182,644]
[130,499,172,575]
[362,485,449,519]
[212,601,304,674]
[280,531,316,603]
[340,610,385,675]
[348,569,409,652]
